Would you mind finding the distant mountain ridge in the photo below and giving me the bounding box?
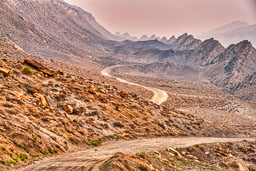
[112,32,256,97]
[198,20,256,47]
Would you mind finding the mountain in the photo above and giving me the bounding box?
[199,21,256,47]
[166,36,176,45]
[0,0,117,63]
[149,35,157,40]
[122,33,206,65]
[171,33,202,50]
[140,35,149,41]
[206,21,249,35]
[205,40,256,90]
[188,38,225,66]
[160,37,168,43]
[114,39,172,55]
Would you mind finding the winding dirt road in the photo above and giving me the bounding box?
[20,137,255,171]
[18,66,255,171]
[101,65,168,105]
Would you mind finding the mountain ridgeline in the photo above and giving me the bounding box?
[0,0,255,100]
[112,34,256,100]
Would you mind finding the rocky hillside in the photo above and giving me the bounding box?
[0,0,118,63]
[205,40,256,90]
[170,33,202,50]
[102,140,256,171]
[113,39,172,55]
[188,38,226,66]
[1,38,247,170]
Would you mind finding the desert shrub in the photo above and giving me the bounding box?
[18,153,27,161]
[23,67,33,75]
[7,160,16,166]
[88,140,101,146]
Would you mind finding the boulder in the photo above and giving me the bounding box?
[57,69,64,75]
[0,67,11,77]
[34,93,49,107]
[24,58,55,77]
[98,88,107,94]
[63,105,73,114]
[120,91,128,99]
[26,85,39,94]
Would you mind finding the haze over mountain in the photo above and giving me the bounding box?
[199,21,256,47]
[65,0,256,37]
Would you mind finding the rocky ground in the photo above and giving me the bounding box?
[112,73,256,138]
[102,140,256,171]
[0,39,252,170]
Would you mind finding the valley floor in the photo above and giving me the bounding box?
[114,72,256,136]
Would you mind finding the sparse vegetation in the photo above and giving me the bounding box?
[88,140,101,146]
[50,149,57,154]
[32,138,37,143]
[7,160,16,166]
[42,151,48,155]
[18,153,27,161]
[23,66,33,75]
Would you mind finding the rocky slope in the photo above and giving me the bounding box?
[170,33,202,50]
[0,0,117,63]
[205,40,256,90]
[0,38,247,170]
[113,39,172,55]
[188,38,226,66]
[102,140,256,171]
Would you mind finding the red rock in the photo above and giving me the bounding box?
[24,58,56,77]
[63,105,73,114]
[120,91,128,99]
[0,67,11,77]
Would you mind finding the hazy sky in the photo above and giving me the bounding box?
[65,0,256,37]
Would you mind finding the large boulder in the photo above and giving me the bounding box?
[24,58,56,77]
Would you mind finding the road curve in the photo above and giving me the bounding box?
[101,65,168,105]
[20,137,255,171]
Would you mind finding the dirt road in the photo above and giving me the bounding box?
[20,137,255,171]
[101,65,168,105]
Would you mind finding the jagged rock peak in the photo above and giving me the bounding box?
[227,40,254,52]
[166,36,176,44]
[176,33,189,42]
[201,38,224,48]
[169,35,176,40]
[236,40,253,49]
